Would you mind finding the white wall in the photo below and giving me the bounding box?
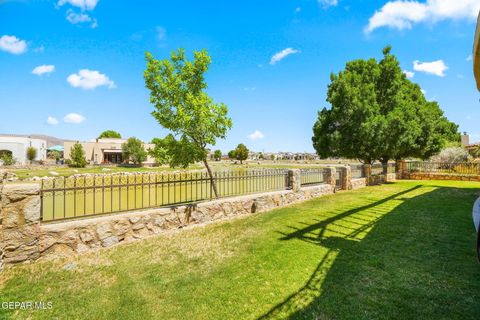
[0,136,47,165]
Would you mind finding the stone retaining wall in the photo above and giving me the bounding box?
[403,172,480,182]
[0,178,334,267]
[351,178,367,190]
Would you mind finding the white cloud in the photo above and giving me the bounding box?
[248,130,265,140]
[0,35,27,54]
[67,69,116,90]
[421,89,427,95]
[467,54,473,61]
[47,116,59,125]
[66,10,91,23]
[66,9,97,28]
[318,0,338,8]
[403,70,415,79]
[32,64,55,76]
[413,60,448,77]
[64,113,86,124]
[365,0,480,33]
[270,48,300,65]
[57,0,99,11]
[34,45,45,53]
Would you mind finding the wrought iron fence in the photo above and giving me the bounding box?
[405,162,480,175]
[371,164,384,176]
[335,169,344,190]
[40,169,288,222]
[371,163,396,176]
[350,164,364,179]
[300,168,327,186]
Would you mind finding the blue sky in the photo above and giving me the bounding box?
[1,0,479,152]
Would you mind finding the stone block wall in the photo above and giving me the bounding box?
[403,172,480,182]
[0,176,334,267]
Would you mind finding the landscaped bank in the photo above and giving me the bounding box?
[1,180,479,319]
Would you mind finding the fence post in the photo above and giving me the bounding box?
[363,164,372,186]
[341,166,352,190]
[0,183,41,268]
[323,167,337,190]
[395,160,405,179]
[287,169,301,192]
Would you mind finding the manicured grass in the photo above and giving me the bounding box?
[1,180,479,319]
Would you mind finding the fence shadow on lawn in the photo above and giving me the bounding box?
[259,184,480,320]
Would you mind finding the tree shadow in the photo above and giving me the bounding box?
[259,184,480,320]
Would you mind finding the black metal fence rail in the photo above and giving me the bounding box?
[40,169,289,222]
[405,162,480,175]
[300,168,327,186]
[371,164,384,176]
[350,164,364,179]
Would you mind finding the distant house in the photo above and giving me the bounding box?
[0,135,47,165]
[64,138,155,165]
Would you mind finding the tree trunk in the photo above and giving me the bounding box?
[203,159,219,199]
[380,157,389,174]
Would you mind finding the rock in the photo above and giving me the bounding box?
[102,168,112,172]
[129,216,141,224]
[63,262,77,271]
[79,231,95,243]
[49,171,59,176]
[96,223,112,240]
[24,196,41,223]
[101,235,119,247]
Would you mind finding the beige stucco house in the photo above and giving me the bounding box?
[64,138,155,165]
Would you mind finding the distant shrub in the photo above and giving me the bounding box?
[430,147,471,164]
[26,147,38,164]
[0,153,16,166]
[69,143,88,168]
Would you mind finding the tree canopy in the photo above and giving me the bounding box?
[69,143,87,168]
[144,48,232,197]
[122,137,147,165]
[98,130,122,139]
[213,150,222,161]
[233,143,249,164]
[312,46,459,164]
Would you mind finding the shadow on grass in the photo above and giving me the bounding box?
[259,184,480,320]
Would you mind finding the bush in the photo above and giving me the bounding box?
[69,143,88,168]
[26,147,38,163]
[430,147,471,164]
[0,153,16,166]
[122,137,147,165]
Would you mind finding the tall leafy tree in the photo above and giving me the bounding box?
[213,150,222,161]
[122,137,147,165]
[144,48,232,198]
[312,46,459,165]
[98,130,122,139]
[69,142,87,168]
[234,143,249,164]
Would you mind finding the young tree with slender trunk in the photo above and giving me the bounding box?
[144,49,232,198]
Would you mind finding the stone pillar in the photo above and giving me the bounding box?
[340,166,352,190]
[396,160,406,179]
[0,183,41,267]
[287,169,301,192]
[363,164,372,186]
[323,167,337,190]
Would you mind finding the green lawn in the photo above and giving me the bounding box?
[1,180,480,319]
